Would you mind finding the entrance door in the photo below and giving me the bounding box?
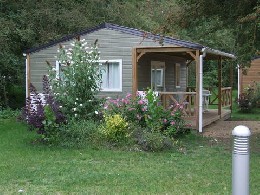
[151,61,165,91]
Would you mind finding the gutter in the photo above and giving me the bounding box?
[204,47,236,59]
[199,48,206,133]
[23,53,29,98]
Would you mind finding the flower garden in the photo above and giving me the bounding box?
[21,40,191,151]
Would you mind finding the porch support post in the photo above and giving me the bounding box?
[132,48,138,95]
[230,63,233,112]
[195,50,200,130]
[26,53,30,98]
[218,56,222,116]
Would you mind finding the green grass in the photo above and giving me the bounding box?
[0,118,259,194]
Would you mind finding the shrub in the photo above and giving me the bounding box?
[237,93,253,112]
[21,81,66,141]
[47,39,102,120]
[0,107,20,119]
[101,89,191,137]
[133,127,174,152]
[100,114,128,142]
[58,119,100,148]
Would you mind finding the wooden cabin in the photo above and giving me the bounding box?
[24,23,236,131]
[239,57,260,94]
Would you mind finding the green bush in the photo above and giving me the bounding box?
[100,114,128,142]
[137,130,173,152]
[0,108,20,119]
[58,119,100,148]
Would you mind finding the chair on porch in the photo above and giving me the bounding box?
[202,89,211,111]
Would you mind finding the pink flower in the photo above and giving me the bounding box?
[126,93,132,99]
[163,119,167,123]
[138,100,144,105]
[170,121,175,125]
[104,104,108,110]
[137,114,142,120]
[128,108,136,111]
[141,107,147,112]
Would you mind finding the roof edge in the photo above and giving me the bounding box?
[24,23,108,54]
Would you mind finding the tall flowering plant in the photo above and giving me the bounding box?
[48,39,102,120]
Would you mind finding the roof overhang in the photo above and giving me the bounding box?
[135,46,236,61]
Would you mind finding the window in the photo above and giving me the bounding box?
[99,59,122,91]
[151,68,163,87]
[175,63,181,88]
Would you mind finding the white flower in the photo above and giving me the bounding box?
[75,114,78,117]
[59,106,62,108]
[80,104,83,107]
[95,111,98,115]
[73,108,77,111]
[76,98,79,100]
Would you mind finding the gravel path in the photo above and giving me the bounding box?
[202,120,260,138]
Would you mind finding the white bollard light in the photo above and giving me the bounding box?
[232,125,251,195]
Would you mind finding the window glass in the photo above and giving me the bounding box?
[100,60,122,91]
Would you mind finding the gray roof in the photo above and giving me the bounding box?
[25,23,236,59]
[25,23,205,54]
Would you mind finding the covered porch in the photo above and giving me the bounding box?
[132,46,236,132]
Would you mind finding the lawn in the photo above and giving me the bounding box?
[0,118,259,194]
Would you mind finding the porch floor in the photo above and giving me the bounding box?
[186,109,231,129]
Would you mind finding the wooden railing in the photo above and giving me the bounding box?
[221,87,232,108]
[187,86,232,108]
[187,86,218,105]
[159,92,196,117]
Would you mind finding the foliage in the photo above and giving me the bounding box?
[57,119,100,148]
[101,89,191,138]
[21,79,66,141]
[48,39,101,120]
[0,107,20,119]
[237,82,260,113]
[0,0,258,109]
[100,114,128,143]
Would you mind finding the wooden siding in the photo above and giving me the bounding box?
[29,39,75,91]
[29,28,182,97]
[240,58,260,93]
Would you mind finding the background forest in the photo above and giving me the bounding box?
[0,0,259,109]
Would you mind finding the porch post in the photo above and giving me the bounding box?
[132,48,138,95]
[26,53,30,98]
[218,56,222,116]
[195,50,200,130]
[230,63,233,112]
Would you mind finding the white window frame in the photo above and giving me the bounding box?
[151,68,164,87]
[99,59,122,92]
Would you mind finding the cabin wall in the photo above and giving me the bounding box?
[240,58,260,93]
[28,28,175,97]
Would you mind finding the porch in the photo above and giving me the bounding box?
[158,86,232,129]
[132,46,236,132]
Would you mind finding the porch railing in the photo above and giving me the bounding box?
[187,86,232,109]
[159,92,196,117]
[221,87,232,108]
